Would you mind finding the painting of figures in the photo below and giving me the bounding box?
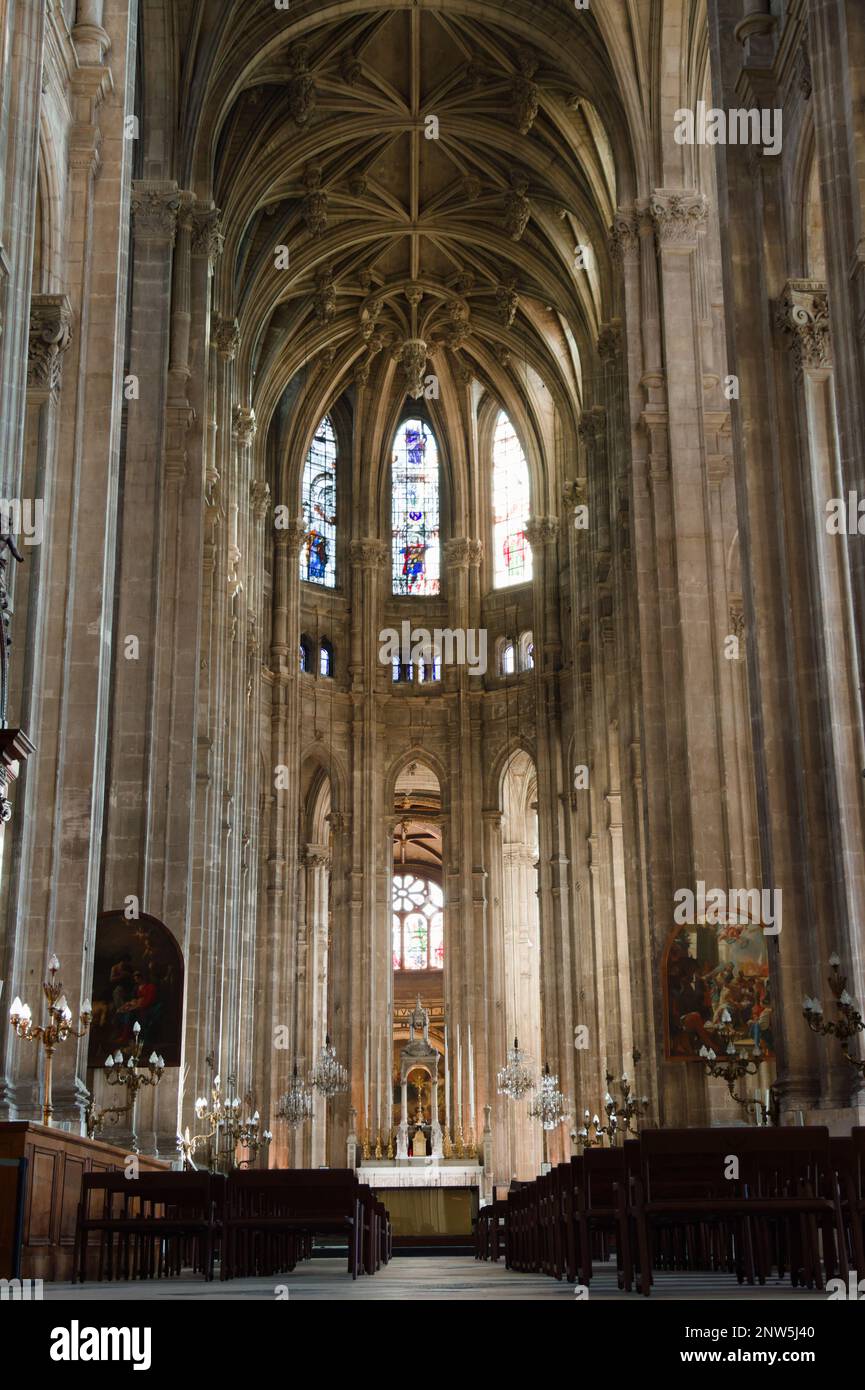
[663,920,773,1061]
[86,912,183,1068]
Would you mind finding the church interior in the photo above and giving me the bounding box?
[1,0,865,1313]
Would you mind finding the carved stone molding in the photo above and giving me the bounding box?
[562,478,588,515]
[303,844,331,870]
[287,43,316,126]
[314,265,337,323]
[494,280,519,327]
[510,53,540,135]
[131,182,181,244]
[776,279,831,372]
[503,173,531,241]
[650,190,708,249]
[728,597,746,640]
[578,406,606,449]
[191,207,225,263]
[301,164,328,237]
[212,315,240,360]
[27,294,73,395]
[597,319,622,362]
[232,406,257,447]
[349,538,388,568]
[397,338,428,399]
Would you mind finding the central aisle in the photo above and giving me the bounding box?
[43,1258,825,1302]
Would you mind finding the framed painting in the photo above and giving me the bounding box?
[662,917,773,1061]
[86,911,183,1068]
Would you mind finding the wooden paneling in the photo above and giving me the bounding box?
[0,1122,168,1280]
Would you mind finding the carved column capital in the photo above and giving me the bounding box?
[131,181,181,243]
[349,538,389,568]
[650,190,708,250]
[525,515,558,546]
[776,279,831,372]
[443,538,473,568]
[27,295,73,396]
[275,517,307,555]
[213,315,240,361]
[608,210,640,267]
[250,479,271,521]
[232,406,257,448]
[191,207,225,264]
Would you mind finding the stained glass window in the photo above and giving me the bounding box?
[300,415,337,587]
[320,639,333,678]
[501,641,516,675]
[392,873,444,970]
[391,419,440,596]
[492,411,532,588]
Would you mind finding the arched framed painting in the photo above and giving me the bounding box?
[86,911,184,1068]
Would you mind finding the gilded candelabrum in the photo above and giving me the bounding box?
[804,954,865,1080]
[85,1021,165,1151]
[179,1069,272,1172]
[9,955,91,1126]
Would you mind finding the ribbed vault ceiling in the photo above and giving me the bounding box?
[206,5,622,433]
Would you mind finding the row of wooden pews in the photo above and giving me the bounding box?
[74,1168,391,1283]
[476,1127,865,1295]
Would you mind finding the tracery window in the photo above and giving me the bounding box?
[300,415,337,588]
[392,873,444,970]
[492,411,532,588]
[391,419,440,596]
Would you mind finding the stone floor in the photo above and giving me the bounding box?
[43,1256,827,1301]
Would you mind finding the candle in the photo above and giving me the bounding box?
[456,1024,462,1124]
[376,1027,381,1136]
[468,1024,475,1129]
[364,1028,369,1129]
[444,1025,450,1131]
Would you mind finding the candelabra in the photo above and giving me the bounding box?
[528,1062,571,1131]
[573,1110,604,1149]
[276,1063,314,1128]
[573,1054,649,1148]
[496,1036,535,1101]
[601,1061,649,1142]
[804,954,865,1079]
[699,1009,776,1122]
[9,955,91,1126]
[85,1021,165,1150]
[179,1070,272,1172]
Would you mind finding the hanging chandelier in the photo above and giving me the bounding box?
[277,1064,314,1127]
[309,1033,349,1098]
[496,1036,535,1101]
[528,1062,571,1130]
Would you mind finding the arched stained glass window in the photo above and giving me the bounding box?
[492,411,532,588]
[392,873,444,970]
[391,419,440,596]
[300,415,337,588]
